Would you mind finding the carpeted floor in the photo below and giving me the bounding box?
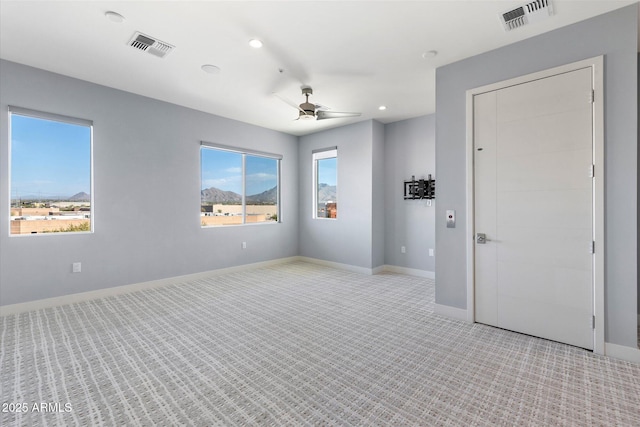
[1,261,639,426]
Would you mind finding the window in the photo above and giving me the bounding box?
[200,143,280,226]
[9,107,93,235]
[313,148,337,219]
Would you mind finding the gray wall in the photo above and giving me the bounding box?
[435,5,638,347]
[0,58,436,306]
[298,121,381,269]
[372,120,385,269]
[297,116,437,273]
[384,115,436,273]
[0,60,299,306]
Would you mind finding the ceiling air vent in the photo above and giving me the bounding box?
[128,32,174,58]
[500,0,553,31]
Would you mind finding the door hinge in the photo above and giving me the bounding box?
[589,89,595,103]
[589,241,595,254]
[589,164,595,178]
[591,315,596,329]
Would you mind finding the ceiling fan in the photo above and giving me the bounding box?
[275,86,361,121]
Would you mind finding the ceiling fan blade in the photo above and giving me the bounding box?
[272,92,305,113]
[315,110,362,120]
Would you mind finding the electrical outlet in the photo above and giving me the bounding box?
[429,249,434,257]
[72,262,81,273]
[241,242,247,249]
[401,246,406,254]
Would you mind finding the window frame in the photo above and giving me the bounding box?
[312,147,338,220]
[8,106,94,236]
[200,142,281,227]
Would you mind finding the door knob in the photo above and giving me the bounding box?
[476,233,491,244]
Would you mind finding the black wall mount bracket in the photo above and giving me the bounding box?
[404,174,435,200]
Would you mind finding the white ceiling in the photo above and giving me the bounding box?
[0,0,637,136]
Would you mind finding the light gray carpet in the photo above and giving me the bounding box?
[1,261,639,426]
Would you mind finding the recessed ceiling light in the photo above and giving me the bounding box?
[201,64,221,74]
[378,105,387,111]
[249,39,263,49]
[422,50,438,59]
[105,11,125,23]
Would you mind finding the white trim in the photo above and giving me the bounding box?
[296,256,375,275]
[312,148,338,161]
[0,257,300,316]
[200,140,283,160]
[605,343,640,364]
[0,258,438,316]
[311,146,338,155]
[465,83,476,324]
[372,265,385,275]
[434,303,468,322]
[312,148,338,220]
[465,56,605,354]
[591,56,605,355]
[383,265,435,279]
[9,105,93,127]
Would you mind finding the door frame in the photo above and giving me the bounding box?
[465,56,605,354]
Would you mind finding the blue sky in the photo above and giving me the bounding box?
[201,148,278,196]
[317,157,337,186]
[11,114,91,200]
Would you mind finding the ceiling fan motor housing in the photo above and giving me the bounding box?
[299,86,316,119]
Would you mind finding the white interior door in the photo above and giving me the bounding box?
[474,68,594,350]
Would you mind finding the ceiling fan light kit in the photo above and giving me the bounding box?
[298,111,315,120]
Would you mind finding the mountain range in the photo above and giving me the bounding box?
[10,191,90,201]
[201,186,279,204]
[69,192,91,201]
[317,184,337,202]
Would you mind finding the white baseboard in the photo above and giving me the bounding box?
[296,258,436,279]
[372,265,386,275]
[0,256,300,316]
[383,265,435,279]
[605,342,640,364]
[434,303,469,322]
[296,256,377,275]
[1,257,436,316]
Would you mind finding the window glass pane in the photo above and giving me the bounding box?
[245,155,278,223]
[201,148,243,226]
[10,113,92,235]
[316,156,337,219]
[200,146,280,227]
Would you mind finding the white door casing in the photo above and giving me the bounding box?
[465,57,604,353]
